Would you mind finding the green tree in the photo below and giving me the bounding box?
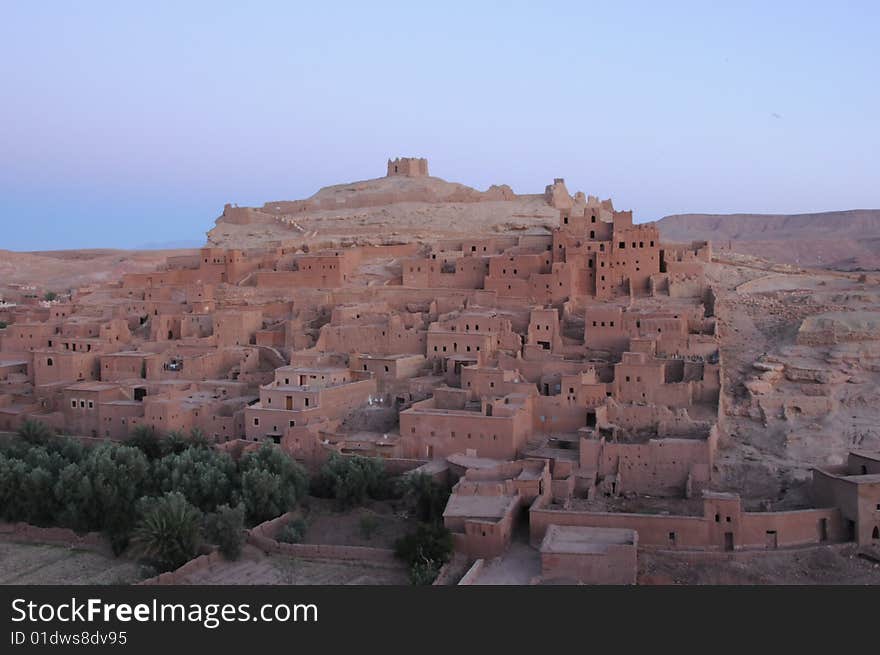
[162,430,189,456]
[127,425,163,460]
[238,443,308,524]
[79,443,151,552]
[132,492,203,572]
[151,446,237,513]
[394,523,453,585]
[43,291,57,302]
[188,428,211,449]
[203,503,245,560]
[403,473,451,524]
[0,454,30,521]
[314,453,389,509]
[53,461,94,532]
[17,419,54,446]
[0,321,7,329]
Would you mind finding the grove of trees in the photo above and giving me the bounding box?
[0,421,308,571]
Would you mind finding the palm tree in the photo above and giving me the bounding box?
[131,492,202,571]
[17,419,53,445]
[128,425,162,459]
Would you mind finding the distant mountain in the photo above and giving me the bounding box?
[656,209,880,270]
[137,239,204,249]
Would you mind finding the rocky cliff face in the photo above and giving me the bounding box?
[208,172,568,249]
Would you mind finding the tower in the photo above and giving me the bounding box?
[386,157,429,177]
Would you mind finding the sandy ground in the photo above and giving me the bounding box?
[0,542,143,585]
[639,545,880,585]
[300,497,418,550]
[0,248,195,295]
[182,547,409,585]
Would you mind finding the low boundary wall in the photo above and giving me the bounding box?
[0,521,111,556]
[247,512,399,565]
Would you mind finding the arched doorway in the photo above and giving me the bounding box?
[873,526,879,540]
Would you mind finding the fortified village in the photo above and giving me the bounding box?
[2,157,879,584]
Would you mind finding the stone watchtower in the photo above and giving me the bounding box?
[387,157,429,177]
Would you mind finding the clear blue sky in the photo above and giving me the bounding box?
[1,1,878,251]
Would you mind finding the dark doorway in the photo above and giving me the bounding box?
[818,518,828,542]
[586,410,597,428]
[724,532,734,551]
[847,520,857,542]
[873,526,879,540]
[765,530,778,549]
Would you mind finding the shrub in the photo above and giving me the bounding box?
[276,518,307,544]
[204,503,245,560]
[43,291,57,301]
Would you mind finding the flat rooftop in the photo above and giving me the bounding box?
[356,353,424,361]
[851,451,880,464]
[443,494,517,521]
[66,382,120,392]
[447,453,506,470]
[843,474,880,484]
[275,365,349,374]
[541,525,636,554]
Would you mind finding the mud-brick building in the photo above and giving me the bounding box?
[812,451,880,545]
